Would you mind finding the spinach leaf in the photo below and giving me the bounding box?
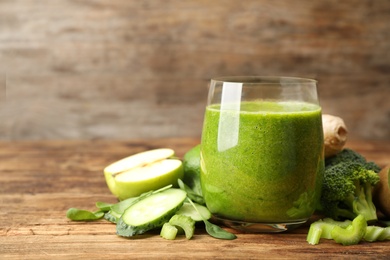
[95,201,113,212]
[204,220,237,240]
[66,208,104,221]
[187,198,236,240]
[178,179,205,205]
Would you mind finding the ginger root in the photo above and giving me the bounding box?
[322,114,348,158]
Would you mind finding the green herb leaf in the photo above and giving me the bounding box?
[204,220,237,240]
[178,179,205,205]
[187,198,236,240]
[66,208,104,221]
[95,201,113,212]
[110,197,138,215]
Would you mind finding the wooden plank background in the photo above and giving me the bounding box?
[0,0,389,141]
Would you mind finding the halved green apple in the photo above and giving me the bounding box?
[104,148,184,200]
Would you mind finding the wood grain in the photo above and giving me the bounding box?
[0,0,389,140]
[0,139,389,259]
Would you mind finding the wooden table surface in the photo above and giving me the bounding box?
[1,138,389,259]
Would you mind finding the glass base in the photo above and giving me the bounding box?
[213,216,308,233]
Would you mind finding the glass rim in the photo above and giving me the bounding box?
[211,76,317,84]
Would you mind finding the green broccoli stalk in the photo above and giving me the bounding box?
[307,215,366,246]
[319,149,381,222]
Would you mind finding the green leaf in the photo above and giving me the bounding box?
[187,198,236,240]
[110,197,138,215]
[95,201,113,212]
[66,208,104,221]
[204,220,237,240]
[178,179,205,205]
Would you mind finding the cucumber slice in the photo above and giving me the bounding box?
[169,214,195,239]
[176,202,211,221]
[160,223,178,240]
[116,188,187,237]
[106,188,172,224]
[104,211,119,223]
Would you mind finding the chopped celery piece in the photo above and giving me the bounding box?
[331,215,367,246]
[364,226,390,242]
[169,214,195,240]
[160,222,178,240]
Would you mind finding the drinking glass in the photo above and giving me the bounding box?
[200,76,324,232]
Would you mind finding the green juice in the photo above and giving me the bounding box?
[200,101,324,223]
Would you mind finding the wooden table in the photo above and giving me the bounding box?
[1,138,389,259]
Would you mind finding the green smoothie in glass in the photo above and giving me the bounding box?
[200,77,324,232]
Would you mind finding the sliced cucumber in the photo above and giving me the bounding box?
[106,187,172,224]
[104,211,119,223]
[116,188,187,237]
[176,202,211,222]
[160,223,178,240]
[169,214,195,239]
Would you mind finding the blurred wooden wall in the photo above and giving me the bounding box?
[0,0,389,141]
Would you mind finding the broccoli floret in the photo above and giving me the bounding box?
[307,215,365,245]
[325,148,381,173]
[320,162,380,222]
[326,149,366,166]
[319,148,381,222]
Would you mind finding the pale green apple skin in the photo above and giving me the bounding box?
[104,160,184,201]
